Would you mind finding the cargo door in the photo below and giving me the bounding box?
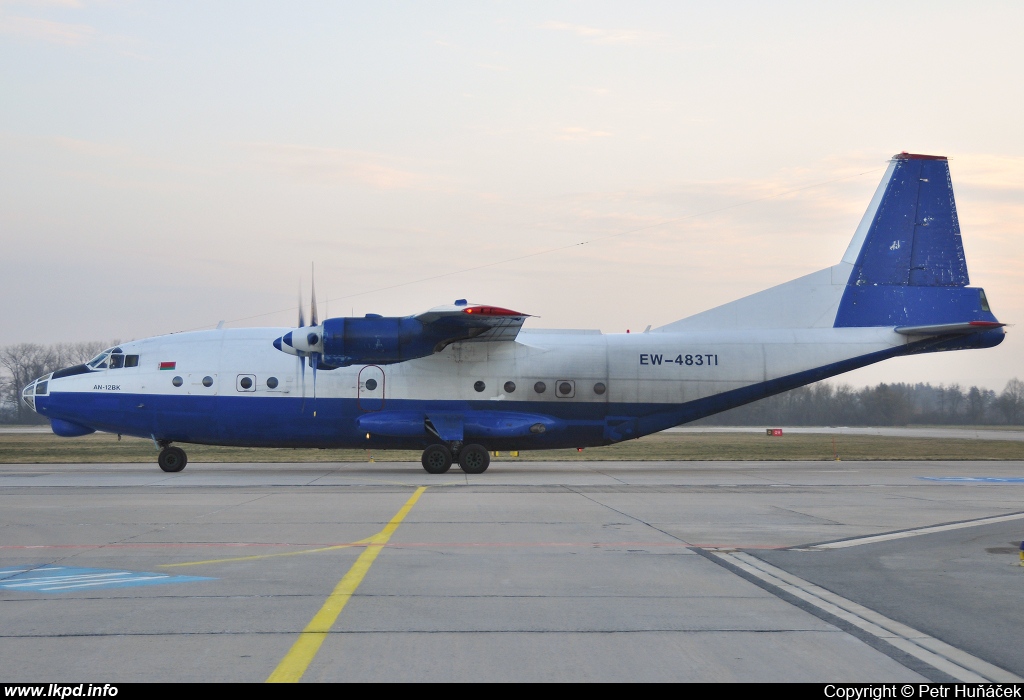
[358,366,385,411]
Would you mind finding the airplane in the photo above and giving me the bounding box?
[21,152,1006,474]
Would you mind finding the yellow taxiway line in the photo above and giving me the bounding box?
[266,486,427,683]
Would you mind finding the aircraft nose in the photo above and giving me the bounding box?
[21,375,49,412]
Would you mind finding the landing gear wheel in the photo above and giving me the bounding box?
[158,446,188,473]
[421,444,453,474]
[458,444,490,474]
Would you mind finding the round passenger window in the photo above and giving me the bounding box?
[172,376,183,387]
[474,381,486,392]
[559,382,572,395]
[267,377,279,389]
[365,378,378,391]
[202,376,213,387]
[240,377,253,390]
[504,381,516,393]
[594,382,606,395]
[534,381,546,394]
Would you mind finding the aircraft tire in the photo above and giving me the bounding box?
[421,445,453,474]
[458,444,490,474]
[158,446,188,473]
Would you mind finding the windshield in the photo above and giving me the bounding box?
[87,351,112,369]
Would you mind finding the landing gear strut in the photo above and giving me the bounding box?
[158,446,188,473]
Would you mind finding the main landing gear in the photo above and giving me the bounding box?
[420,443,491,475]
[157,444,188,473]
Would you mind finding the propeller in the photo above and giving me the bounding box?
[309,264,319,416]
[272,272,324,416]
[297,283,307,410]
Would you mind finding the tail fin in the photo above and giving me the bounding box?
[834,153,999,329]
[842,153,967,287]
[656,152,1001,333]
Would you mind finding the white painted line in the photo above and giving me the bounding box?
[810,512,1024,550]
[41,576,169,591]
[1,572,130,587]
[716,551,1021,683]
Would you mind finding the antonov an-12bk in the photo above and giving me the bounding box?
[22,153,1006,474]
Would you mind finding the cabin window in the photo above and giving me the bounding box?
[202,376,214,387]
[534,381,546,394]
[594,382,606,395]
[109,354,125,369]
[474,381,486,392]
[556,381,575,398]
[267,377,279,389]
[504,381,516,393]
[365,378,378,391]
[124,355,139,368]
[172,376,183,387]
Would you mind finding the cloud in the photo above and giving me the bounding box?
[0,0,84,7]
[0,14,95,45]
[540,20,666,46]
[556,126,612,142]
[952,153,1024,195]
[240,142,434,190]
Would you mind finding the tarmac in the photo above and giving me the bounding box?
[1,459,1023,682]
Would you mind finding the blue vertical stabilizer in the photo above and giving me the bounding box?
[834,153,998,329]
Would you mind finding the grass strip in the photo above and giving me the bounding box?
[1,431,1023,463]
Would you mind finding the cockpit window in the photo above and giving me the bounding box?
[87,347,131,370]
[87,352,110,369]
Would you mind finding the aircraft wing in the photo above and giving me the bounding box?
[414,302,531,344]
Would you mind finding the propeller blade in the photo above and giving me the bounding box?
[310,264,319,327]
[298,354,306,412]
[298,284,306,329]
[311,353,318,417]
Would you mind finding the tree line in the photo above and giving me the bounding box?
[0,342,115,424]
[2,341,1023,426]
[694,378,1024,426]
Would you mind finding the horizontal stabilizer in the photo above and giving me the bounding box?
[895,321,1006,336]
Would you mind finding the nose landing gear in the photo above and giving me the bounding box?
[157,445,188,473]
[419,443,491,474]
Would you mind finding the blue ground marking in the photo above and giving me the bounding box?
[919,477,1024,484]
[0,565,213,593]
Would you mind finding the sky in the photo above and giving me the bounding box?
[1,1,1023,390]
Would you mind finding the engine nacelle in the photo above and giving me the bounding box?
[272,302,528,367]
[320,314,484,367]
